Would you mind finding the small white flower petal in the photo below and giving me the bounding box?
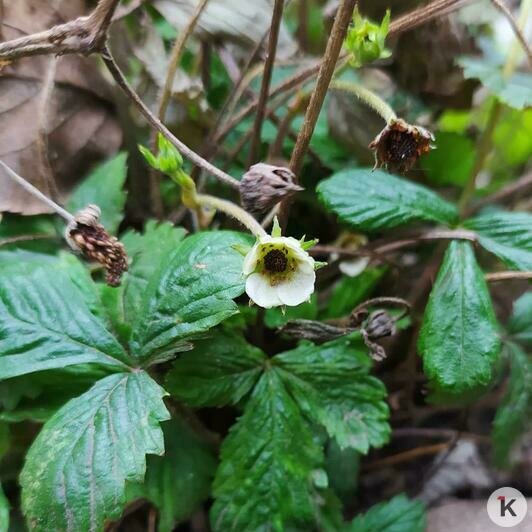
[339,257,370,277]
[245,273,283,308]
[276,269,315,307]
[242,243,261,274]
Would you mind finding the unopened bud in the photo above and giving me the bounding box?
[365,310,396,339]
[239,163,303,215]
[65,205,128,287]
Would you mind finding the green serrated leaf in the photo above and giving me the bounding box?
[166,331,265,407]
[317,168,458,231]
[274,336,390,453]
[120,221,186,328]
[129,231,252,361]
[508,291,532,345]
[418,241,501,400]
[126,417,216,532]
[21,371,170,532]
[211,369,325,532]
[67,153,128,235]
[464,210,532,271]
[0,266,130,381]
[492,344,532,468]
[458,56,532,110]
[345,493,426,532]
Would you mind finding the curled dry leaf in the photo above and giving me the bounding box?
[0,0,122,215]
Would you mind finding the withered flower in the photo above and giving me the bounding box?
[239,163,303,215]
[65,205,128,287]
[369,118,434,173]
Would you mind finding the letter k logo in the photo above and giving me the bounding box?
[498,496,517,517]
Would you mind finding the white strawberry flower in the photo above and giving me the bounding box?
[242,220,318,308]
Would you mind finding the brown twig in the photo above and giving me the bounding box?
[248,0,285,166]
[485,271,532,282]
[490,0,532,67]
[288,0,356,177]
[0,0,121,60]
[101,47,240,189]
[467,172,532,216]
[363,443,450,471]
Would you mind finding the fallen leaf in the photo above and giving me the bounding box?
[0,0,122,215]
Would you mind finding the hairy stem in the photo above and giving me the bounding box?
[196,194,267,237]
[330,79,397,123]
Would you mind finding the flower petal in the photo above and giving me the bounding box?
[246,273,283,308]
[242,243,261,275]
[276,269,315,307]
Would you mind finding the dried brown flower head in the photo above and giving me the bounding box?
[65,204,128,287]
[369,118,434,172]
[239,163,303,215]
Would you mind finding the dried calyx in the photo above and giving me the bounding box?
[239,163,303,215]
[65,204,128,287]
[369,118,434,173]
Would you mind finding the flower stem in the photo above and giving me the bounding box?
[0,160,74,222]
[196,194,267,237]
[330,79,397,123]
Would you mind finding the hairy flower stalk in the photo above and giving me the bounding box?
[330,80,434,172]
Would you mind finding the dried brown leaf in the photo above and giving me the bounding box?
[0,0,122,215]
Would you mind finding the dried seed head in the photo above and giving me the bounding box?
[65,205,128,287]
[239,163,303,215]
[365,310,396,340]
[369,118,434,173]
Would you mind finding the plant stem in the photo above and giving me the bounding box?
[247,0,285,166]
[485,271,532,282]
[101,47,240,190]
[196,194,267,237]
[288,0,357,177]
[0,161,74,222]
[330,79,397,123]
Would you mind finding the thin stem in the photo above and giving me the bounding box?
[288,0,357,177]
[330,79,397,123]
[491,0,532,67]
[0,161,74,222]
[101,47,240,189]
[156,0,209,122]
[196,194,267,237]
[248,0,285,166]
[485,271,532,282]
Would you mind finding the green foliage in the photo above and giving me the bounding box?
[265,293,318,328]
[166,331,265,407]
[20,371,170,532]
[421,132,475,186]
[128,231,252,361]
[346,494,426,532]
[211,369,326,532]
[458,56,532,110]
[67,153,128,234]
[126,418,216,532]
[345,8,391,67]
[317,168,458,231]
[0,265,130,381]
[492,344,532,468]
[139,134,183,177]
[322,267,386,320]
[0,484,8,532]
[325,440,359,499]
[274,336,390,453]
[464,210,532,271]
[508,291,532,345]
[418,241,501,400]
